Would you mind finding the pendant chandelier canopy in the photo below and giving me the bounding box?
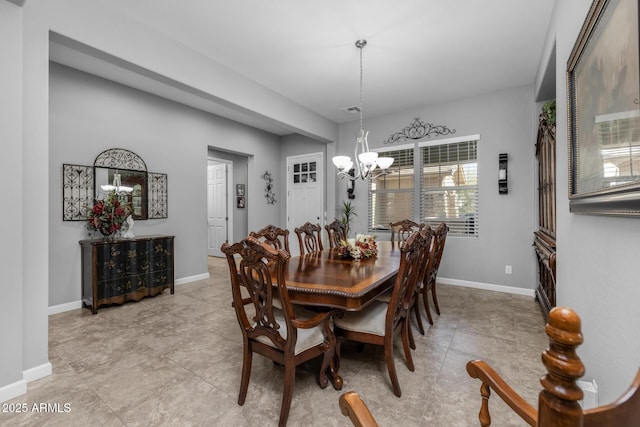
[332,40,394,181]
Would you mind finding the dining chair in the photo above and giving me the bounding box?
[334,230,430,397]
[294,222,324,255]
[467,306,640,426]
[221,236,339,427]
[375,226,434,339]
[325,219,347,249]
[249,224,290,254]
[339,391,379,427]
[422,222,448,325]
[408,226,435,339]
[389,219,424,249]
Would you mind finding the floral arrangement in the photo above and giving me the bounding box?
[87,191,128,237]
[337,234,378,260]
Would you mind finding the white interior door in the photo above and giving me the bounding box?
[208,162,227,257]
[286,152,324,256]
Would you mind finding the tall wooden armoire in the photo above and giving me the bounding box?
[534,105,556,317]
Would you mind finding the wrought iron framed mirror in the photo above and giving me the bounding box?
[63,148,168,221]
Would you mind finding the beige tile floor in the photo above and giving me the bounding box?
[2,257,548,426]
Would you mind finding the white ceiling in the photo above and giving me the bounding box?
[53,1,556,133]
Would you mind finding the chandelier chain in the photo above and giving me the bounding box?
[359,42,364,135]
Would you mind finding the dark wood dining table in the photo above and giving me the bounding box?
[283,241,401,311]
[277,241,402,389]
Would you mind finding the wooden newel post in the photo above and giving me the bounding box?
[538,306,585,426]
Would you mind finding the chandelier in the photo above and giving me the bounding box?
[332,39,394,181]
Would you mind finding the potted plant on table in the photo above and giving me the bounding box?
[336,200,357,238]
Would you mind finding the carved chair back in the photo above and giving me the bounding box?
[389,219,424,249]
[249,224,290,254]
[325,220,347,249]
[294,222,324,255]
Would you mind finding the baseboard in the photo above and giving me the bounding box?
[23,362,52,383]
[438,277,535,297]
[0,362,53,402]
[48,273,211,316]
[175,272,209,285]
[48,300,83,315]
[0,378,26,403]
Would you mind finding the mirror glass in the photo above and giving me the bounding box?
[95,167,148,220]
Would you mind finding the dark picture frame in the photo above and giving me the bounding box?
[236,184,245,196]
[567,0,640,216]
[237,196,245,209]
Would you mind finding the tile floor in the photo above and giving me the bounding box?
[2,257,548,426]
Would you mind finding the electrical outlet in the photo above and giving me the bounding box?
[505,265,512,275]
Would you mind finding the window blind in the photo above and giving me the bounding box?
[420,138,478,236]
[368,147,414,231]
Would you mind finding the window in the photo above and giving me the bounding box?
[368,145,414,231]
[420,136,479,236]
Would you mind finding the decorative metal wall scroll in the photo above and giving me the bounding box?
[383,117,456,145]
[262,170,276,204]
[62,164,94,221]
[62,148,168,221]
[148,172,168,219]
[94,148,147,171]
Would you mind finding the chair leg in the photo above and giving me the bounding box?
[238,348,252,405]
[422,287,434,325]
[317,345,332,389]
[413,300,425,336]
[279,364,296,427]
[408,317,416,350]
[384,340,401,398]
[401,320,415,372]
[431,282,441,315]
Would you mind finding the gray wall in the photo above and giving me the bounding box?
[0,0,26,394]
[551,0,640,403]
[49,63,282,307]
[335,85,537,291]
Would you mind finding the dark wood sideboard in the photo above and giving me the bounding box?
[80,234,175,314]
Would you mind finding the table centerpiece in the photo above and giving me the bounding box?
[337,234,378,260]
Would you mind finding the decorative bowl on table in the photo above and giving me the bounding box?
[337,234,378,260]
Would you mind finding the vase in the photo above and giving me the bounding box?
[99,225,116,240]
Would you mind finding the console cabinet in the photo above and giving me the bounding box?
[80,235,174,314]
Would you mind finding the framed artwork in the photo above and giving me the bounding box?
[567,0,640,215]
[236,184,245,196]
[237,196,245,209]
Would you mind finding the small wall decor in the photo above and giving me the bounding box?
[261,170,276,204]
[383,117,456,145]
[237,196,245,209]
[499,153,508,194]
[236,184,245,196]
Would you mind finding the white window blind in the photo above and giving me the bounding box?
[368,147,414,231]
[420,137,479,236]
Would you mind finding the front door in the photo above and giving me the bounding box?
[208,161,227,257]
[286,152,324,256]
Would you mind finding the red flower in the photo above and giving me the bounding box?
[92,202,105,215]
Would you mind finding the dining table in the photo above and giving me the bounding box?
[277,240,402,389]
